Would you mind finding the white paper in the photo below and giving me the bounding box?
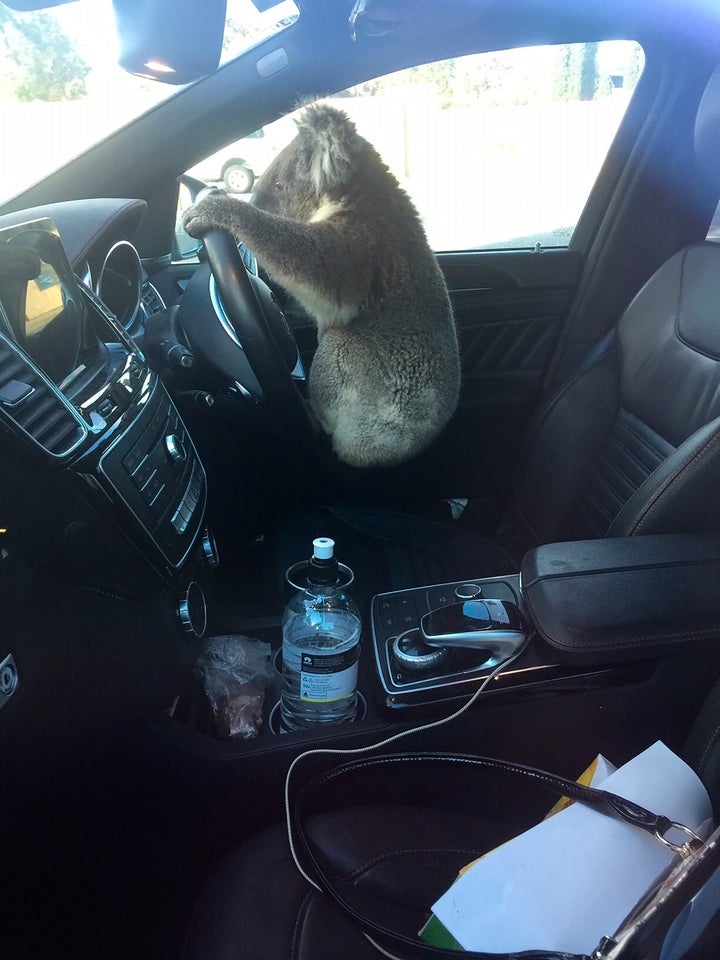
[590,754,617,784]
[430,742,713,955]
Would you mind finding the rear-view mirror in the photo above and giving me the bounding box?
[112,0,227,85]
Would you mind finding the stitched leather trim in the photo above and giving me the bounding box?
[675,246,720,361]
[627,423,720,535]
[290,890,315,960]
[576,409,672,536]
[515,338,618,544]
[521,554,720,588]
[533,621,720,653]
[698,723,720,775]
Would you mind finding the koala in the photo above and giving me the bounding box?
[183,103,460,469]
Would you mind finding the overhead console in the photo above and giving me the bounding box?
[0,217,206,578]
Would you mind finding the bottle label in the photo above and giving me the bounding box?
[298,646,359,703]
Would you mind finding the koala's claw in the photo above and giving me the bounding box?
[181,205,214,238]
[181,191,234,238]
[182,213,202,238]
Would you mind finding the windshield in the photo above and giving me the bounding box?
[0,0,298,204]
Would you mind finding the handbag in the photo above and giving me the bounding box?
[289,751,719,960]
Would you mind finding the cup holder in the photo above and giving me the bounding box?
[267,692,367,735]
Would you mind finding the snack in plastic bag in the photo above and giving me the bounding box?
[195,635,274,739]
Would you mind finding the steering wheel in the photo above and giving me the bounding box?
[179,191,310,427]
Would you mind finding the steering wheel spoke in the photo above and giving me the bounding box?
[178,199,313,433]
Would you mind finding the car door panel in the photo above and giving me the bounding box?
[445,249,583,405]
[388,248,583,499]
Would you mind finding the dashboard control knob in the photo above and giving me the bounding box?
[391,628,448,672]
[0,654,18,699]
[177,581,207,637]
[201,527,220,567]
[165,434,186,464]
[454,582,483,600]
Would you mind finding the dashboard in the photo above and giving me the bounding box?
[0,198,214,774]
[0,202,207,575]
[95,238,166,334]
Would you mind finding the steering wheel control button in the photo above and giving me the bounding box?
[165,433,187,465]
[454,582,483,600]
[0,653,19,710]
[165,343,194,369]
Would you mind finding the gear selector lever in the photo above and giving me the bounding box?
[420,598,528,667]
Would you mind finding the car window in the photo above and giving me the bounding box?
[186,126,289,195]
[0,0,299,204]
[181,40,644,254]
[340,42,645,252]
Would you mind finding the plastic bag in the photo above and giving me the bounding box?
[195,635,275,739]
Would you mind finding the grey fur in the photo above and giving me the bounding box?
[183,103,460,468]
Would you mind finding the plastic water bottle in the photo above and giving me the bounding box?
[280,537,361,731]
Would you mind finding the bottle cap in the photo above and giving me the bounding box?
[313,537,335,560]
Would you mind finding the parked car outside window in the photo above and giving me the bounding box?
[187,127,281,193]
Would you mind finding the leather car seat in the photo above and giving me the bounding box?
[183,679,720,960]
[182,67,720,960]
[268,63,720,606]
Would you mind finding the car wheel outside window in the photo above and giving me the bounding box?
[223,163,255,193]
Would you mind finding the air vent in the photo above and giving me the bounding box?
[140,281,166,318]
[0,336,86,457]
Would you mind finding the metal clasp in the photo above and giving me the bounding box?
[654,821,705,859]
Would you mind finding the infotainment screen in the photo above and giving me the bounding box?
[0,218,91,386]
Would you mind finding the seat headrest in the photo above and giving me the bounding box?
[695,64,720,192]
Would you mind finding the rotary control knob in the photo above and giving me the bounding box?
[392,628,448,672]
[201,527,220,567]
[165,433,186,465]
[177,581,207,637]
[454,582,483,600]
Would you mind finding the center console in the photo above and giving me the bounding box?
[371,575,617,710]
[369,531,720,713]
[97,379,206,570]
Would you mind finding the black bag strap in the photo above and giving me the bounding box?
[290,751,704,960]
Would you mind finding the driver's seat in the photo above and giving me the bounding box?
[269,66,720,606]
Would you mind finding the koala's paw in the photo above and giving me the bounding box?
[181,191,239,238]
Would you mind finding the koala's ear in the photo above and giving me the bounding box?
[296,104,359,194]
